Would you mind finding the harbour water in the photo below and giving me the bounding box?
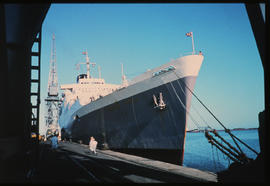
[183,129,260,173]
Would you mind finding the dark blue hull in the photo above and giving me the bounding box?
[64,76,197,165]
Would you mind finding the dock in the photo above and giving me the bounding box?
[29,141,217,183]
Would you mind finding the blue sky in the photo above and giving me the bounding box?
[38,3,264,135]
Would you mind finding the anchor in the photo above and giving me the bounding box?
[153,92,166,110]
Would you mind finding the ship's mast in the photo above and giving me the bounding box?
[186,31,195,55]
[81,50,96,79]
[121,63,128,87]
[98,66,101,79]
[45,33,61,140]
[191,32,195,55]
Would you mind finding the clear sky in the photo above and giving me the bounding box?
[39,3,264,135]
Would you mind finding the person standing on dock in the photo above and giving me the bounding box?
[89,136,98,154]
[51,134,58,150]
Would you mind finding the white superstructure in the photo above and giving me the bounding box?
[60,51,123,110]
[61,78,121,106]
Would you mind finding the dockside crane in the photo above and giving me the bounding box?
[45,34,61,140]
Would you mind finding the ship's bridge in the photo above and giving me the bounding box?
[79,78,105,85]
[76,74,88,83]
[77,73,105,84]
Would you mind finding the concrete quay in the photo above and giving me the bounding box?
[29,141,217,183]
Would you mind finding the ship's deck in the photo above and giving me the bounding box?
[29,140,217,183]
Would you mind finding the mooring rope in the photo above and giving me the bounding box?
[211,144,217,172]
[170,82,201,129]
[172,72,259,156]
[175,78,212,130]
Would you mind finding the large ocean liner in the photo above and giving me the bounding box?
[59,33,204,165]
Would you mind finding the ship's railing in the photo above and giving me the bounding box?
[178,51,203,57]
[152,65,175,77]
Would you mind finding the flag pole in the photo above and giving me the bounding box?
[191,32,195,55]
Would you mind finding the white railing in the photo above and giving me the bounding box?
[178,51,203,57]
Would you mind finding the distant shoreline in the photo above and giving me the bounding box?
[187,127,258,133]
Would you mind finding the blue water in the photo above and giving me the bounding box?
[183,129,260,173]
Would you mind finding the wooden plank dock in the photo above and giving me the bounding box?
[30,140,217,183]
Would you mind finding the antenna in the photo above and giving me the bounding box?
[121,63,128,87]
[98,66,101,79]
[80,50,96,79]
[121,63,124,76]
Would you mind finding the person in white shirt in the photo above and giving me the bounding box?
[89,136,98,154]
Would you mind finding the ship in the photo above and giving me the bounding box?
[59,33,204,165]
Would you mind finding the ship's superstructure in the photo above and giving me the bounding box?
[60,50,122,109]
[59,33,204,165]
